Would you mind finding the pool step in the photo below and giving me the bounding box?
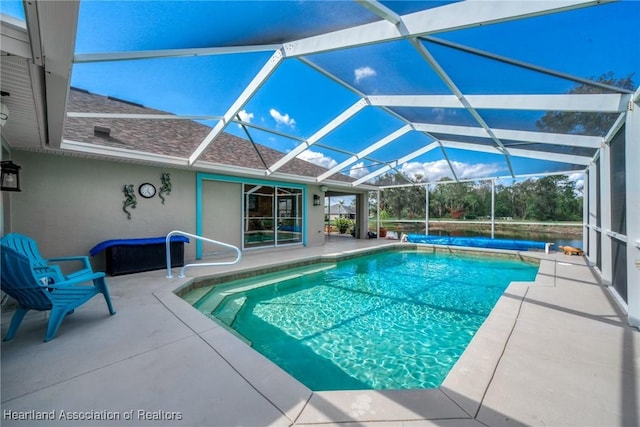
[193,263,336,314]
[215,295,246,326]
[182,285,214,305]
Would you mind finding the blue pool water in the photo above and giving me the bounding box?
[191,250,538,390]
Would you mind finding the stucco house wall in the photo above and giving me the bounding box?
[306,189,326,244]
[201,180,243,250]
[4,150,338,273]
[8,151,197,271]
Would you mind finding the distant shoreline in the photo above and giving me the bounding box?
[377,220,583,237]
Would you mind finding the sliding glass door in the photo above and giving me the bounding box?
[277,187,303,245]
[243,184,304,249]
[244,185,275,249]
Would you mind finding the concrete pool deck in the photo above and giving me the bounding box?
[2,239,639,426]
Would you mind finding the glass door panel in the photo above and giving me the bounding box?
[277,187,302,245]
[244,184,275,248]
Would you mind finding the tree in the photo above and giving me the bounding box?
[373,175,583,222]
[509,179,537,220]
[534,176,563,221]
[493,176,581,221]
[494,184,511,218]
[536,72,635,136]
[376,173,427,219]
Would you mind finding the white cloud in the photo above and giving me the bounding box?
[568,172,584,186]
[297,150,338,169]
[354,66,377,84]
[237,109,253,123]
[236,110,254,129]
[432,108,446,122]
[400,160,449,181]
[568,172,584,195]
[269,108,296,128]
[349,161,370,179]
[454,161,501,180]
[431,107,457,122]
[400,159,501,182]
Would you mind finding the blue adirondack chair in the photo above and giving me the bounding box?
[1,233,94,280]
[0,246,116,342]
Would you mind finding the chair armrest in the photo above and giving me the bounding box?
[45,271,106,289]
[46,256,94,278]
[47,255,92,268]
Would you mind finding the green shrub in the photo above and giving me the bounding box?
[334,218,354,234]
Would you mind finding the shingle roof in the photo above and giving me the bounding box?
[64,88,353,182]
[325,203,355,215]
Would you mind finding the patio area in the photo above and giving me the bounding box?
[2,239,638,427]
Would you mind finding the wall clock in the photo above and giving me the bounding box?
[138,182,156,198]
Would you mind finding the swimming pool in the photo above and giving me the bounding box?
[186,250,538,390]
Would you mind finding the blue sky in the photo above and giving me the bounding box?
[3,1,638,186]
[0,1,22,17]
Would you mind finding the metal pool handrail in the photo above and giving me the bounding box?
[165,230,241,278]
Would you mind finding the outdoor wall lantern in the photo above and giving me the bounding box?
[1,161,21,192]
[313,194,321,206]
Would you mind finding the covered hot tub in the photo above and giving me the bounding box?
[90,236,190,276]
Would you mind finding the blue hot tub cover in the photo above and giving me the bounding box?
[90,236,190,256]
